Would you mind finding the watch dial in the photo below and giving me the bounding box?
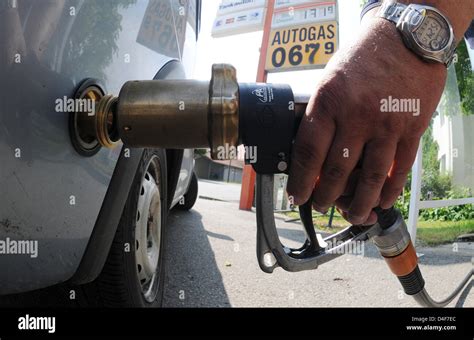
[414,13,450,51]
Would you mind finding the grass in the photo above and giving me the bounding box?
[283,211,474,246]
[416,219,474,246]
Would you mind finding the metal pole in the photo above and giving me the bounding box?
[408,144,423,246]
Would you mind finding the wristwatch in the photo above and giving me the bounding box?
[379,1,457,67]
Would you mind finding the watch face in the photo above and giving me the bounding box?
[413,11,450,51]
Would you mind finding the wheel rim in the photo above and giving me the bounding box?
[135,156,162,303]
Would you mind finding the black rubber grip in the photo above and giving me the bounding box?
[373,207,399,230]
[398,265,425,295]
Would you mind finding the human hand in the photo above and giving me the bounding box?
[287,17,447,225]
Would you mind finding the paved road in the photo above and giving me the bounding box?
[197,179,243,203]
[163,180,474,307]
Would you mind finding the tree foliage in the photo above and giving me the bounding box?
[454,39,474,116]
[64,0,137,81]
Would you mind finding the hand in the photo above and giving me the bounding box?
[287,18,447,225]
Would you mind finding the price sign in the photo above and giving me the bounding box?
[272,3,336,28]
[265,21,338,72]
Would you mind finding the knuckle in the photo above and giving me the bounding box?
[322,164,348,182]
[293,142,321,168]
[383,184,404,198]
[312,195,331,211]
[390,169,409,181]
[314,77,344,115]
[381,117,403,136]
[360,171,386,187]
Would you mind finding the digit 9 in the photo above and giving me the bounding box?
[324,42,335,54]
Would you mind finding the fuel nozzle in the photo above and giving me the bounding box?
[86,64,240,159]
[72,63,308,173]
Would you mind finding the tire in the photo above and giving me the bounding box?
[81,149,168,307]
[176,171,198,211]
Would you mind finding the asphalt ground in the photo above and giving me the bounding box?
[163,180,474,307]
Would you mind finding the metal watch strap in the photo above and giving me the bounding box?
[380,2,407,24]
[444,41,458,67]
[360,2,383,21]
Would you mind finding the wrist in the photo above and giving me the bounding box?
[363,2,459,67]
[361,16,447,75]
[387,0,473,43]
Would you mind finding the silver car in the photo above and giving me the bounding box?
[0,0,200,307]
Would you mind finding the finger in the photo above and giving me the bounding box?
[336,194,380,213]
[348,138,397,224]
[311,134,365,212]
[287,100,336,205]
[380,138,420,209]
[335,196,352,212]
[342,169,361,196]
[363,210,378,225]
[336,205,377,226]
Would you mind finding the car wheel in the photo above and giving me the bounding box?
[176,171,198,211]
[83,149,168,307]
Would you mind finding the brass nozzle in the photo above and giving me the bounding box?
[95,95,119,149]
[82,64,240,154]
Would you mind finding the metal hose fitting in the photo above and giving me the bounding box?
[81,64,240,156]
[373,209,473,307]
[95,95,119,149]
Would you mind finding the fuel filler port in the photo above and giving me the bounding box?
[69,79,120,157]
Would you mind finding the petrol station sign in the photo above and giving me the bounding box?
[265,1,338,72]
[271,1,336,28]
[265,21,337,71]
[212,0,268,37]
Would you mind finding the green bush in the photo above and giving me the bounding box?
[394,186,474,222]
[420,188,474,221]
[421,171,452,200]
[394,189,410,219]
[420,205,474,221]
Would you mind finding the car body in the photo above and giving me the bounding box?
[0,0,200,298]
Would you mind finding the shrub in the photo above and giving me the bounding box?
[394,186,474,222]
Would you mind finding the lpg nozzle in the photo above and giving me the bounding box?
[72,64,308,165]
[73,64,240,158]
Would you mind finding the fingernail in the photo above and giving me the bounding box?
[363,216,378,226]
[379,200,392,209]
[313,204,328,214]
[348,214,365,225]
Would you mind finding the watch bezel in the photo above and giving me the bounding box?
[397,4,456,65]
[412,11,450,51]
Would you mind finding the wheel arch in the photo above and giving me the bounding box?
[71,60,188,285]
